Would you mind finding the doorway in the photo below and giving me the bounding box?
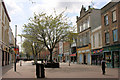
[83,54,86,64]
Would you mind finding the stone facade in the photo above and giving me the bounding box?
[76,5,101,65]
[0,1,11,66]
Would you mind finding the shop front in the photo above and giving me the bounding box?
[58,54,62,62]
[91,48,103,65]
[70,53,76,63]
[2,46,10,66]
[64,52,69,62]
[103,44,120,68]
[77,45,91,65]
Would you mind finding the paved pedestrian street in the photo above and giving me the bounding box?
[2,61,119,79]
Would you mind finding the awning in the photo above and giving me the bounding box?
[70,53,76,57]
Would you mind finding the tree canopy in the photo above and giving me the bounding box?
[22,10,73,63]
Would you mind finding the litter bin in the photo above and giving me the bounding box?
[36,63,45,78]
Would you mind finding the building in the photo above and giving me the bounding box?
[91,26,103,65]
[58,42,63,62]
[63,42,70,62]
[70,33,77,63]
[76,5,101,65]
[101,2,120,68]
[53,43,59,62]
[39,50,50,60]
[9,27,15,63]
[0,1,11,66]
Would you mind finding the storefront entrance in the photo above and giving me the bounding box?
[83,54,86,64]
[113,51,119,68]
[2,51,4,66]
[91,54,103,65]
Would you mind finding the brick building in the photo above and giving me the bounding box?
[63,42,70,62]
[101,2,120,68]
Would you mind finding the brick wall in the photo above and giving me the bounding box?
[101,2,120,47]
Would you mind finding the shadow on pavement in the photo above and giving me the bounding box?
[2,63,13,75]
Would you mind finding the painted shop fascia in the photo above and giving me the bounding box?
[77,44,91,65]
[103,44,120,68]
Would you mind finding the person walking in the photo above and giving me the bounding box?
[101,58,106,75]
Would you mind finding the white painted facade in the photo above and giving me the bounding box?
[91,26,102,49]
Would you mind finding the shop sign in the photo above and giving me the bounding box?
[86,49,90,52]
[82,50,85,53]
[78,51,81,53]
[91,48,103,54]
[104,45,120,51]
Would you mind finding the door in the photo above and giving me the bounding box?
[79,54,82,63]
[87,53,90,64]
[2,51,4,66]
[83,54,86,64]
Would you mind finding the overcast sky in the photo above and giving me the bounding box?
[4,0,111,50]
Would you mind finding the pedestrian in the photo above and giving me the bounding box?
[101,58,106,75]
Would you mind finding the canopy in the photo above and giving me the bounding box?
[70,53,76,57]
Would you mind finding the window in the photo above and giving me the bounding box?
[2,9,4,22]
[105,32,110,44]
[79,25,81,32]
[113,29,118,42]
[112,10,117,22]
[87,20,90,28]
[104,15,109,25]
[83,22,85,30]
[85,20,87,29]
[98,33,101,46]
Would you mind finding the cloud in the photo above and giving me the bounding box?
[4,0,23,15]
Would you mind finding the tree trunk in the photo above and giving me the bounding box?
[49,49,53,63]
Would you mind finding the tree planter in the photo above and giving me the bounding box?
[45,63,59,68]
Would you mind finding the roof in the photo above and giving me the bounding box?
[101,2,120,14]
[2,1,11,22]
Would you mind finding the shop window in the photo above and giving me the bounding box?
[104,15,109,26]
[105,32,110,44]
[113,29,118,42]
[106,52,111,63]
[112,10,117,22]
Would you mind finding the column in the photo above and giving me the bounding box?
[119,51,120,68]
[111,51,114,68]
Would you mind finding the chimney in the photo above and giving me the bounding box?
[88,6,91,9]
[76,16,78,20]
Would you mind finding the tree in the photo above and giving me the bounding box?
[22,39,44,63]
[22,10,73,63]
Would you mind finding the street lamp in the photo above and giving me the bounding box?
[14,25,17,72]
[69,43,71,66]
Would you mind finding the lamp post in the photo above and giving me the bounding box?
[69,43,71,66]
[14,25,17,72]
[75,38,77,64]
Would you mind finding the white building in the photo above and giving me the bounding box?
[91,26,103,65]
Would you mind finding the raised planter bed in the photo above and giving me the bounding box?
[45,63,59,68]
